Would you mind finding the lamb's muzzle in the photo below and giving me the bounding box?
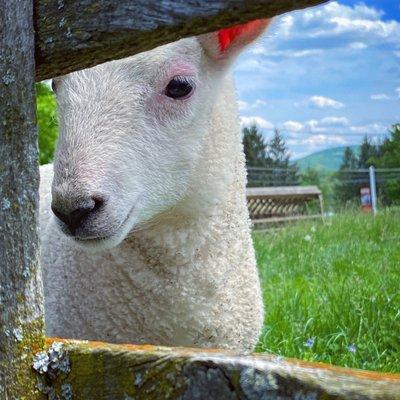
[51,191,106,236]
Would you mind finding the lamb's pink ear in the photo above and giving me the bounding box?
[199,19,271,61]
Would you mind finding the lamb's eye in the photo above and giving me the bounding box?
[165,77,194,99]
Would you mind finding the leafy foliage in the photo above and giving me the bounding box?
[372,124,400,168]
[371,124,400,204]
[335,126,400,207]
[36,83,58,165]
[300,168,320,186]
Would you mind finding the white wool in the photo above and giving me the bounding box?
[39,32,267,351]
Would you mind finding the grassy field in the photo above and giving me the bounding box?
[253,208,400,373]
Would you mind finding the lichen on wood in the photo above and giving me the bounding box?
[0,1,45,398]
[34,338,400,400]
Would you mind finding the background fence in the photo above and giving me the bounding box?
[247,167,300,187]
[247,166,400,214]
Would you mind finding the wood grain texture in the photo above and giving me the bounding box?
[36,338,400,400]
[0,1,45,398]
[34,0,328,81]
[247,186,322,198]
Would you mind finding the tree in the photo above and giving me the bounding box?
[372,124,400,168]
[268,128,289,167]
[371,124,400,204]
[242,124,269,167]
[36,82,58,164]
[340,147,358,170]
[335,147,362,206]
[301,168,321,186]
[358,136,378,169]
[268,128,299,186]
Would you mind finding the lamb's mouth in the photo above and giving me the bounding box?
[72,201,139,248]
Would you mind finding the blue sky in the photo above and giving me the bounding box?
[233,1,400,159]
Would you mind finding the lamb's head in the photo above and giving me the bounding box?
[51,19,270,250]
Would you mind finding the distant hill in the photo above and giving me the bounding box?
[295,146,360,172]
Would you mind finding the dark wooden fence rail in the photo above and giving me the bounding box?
[2,0,400,398]
[34,0,327,81]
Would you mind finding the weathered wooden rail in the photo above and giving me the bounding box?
[34,0,328,81]
[247,186,324,225]
[33,338,400,400]
[2,0,400,398]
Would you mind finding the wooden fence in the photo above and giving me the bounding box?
[1,0,399,398]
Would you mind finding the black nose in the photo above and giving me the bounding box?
[51,196,104,235]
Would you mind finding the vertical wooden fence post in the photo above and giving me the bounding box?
[0,1,45,398]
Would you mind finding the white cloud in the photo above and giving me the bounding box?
[288,134,347,147]
[238,99,268,111]
[305,120,326,133]
[349,42,367,50]
[319,116,349,126]
[240,116,274,130]
[279,14,294,37]
[253,48,323,58]
[396,87,400,98]
[283,120,304,132]
[349,123,386,134]
[370,94,390,101]
[307,96,344,109]
[235,58,265,72]
[272,1,400,45]
[238,100,249,111]
[301,117,349,133]
[326,16,399,38]
[250,44,267,55]
[253,99,268,107]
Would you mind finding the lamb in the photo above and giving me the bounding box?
[39,19,271,351]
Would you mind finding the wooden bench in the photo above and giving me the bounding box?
[247,186,324,225]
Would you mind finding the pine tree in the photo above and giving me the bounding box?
[372,124,400,168]
[371,124,400,204]
[242,124,269,167]
[340,147,358,170]
[267,128,299,186]
[358,136,378,169]
[268,128,289,168]
[336,147,362,206]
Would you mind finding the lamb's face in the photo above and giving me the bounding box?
[51,20,270,250]
[51,38,225,250]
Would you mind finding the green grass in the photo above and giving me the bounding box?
[253,209,400,373]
